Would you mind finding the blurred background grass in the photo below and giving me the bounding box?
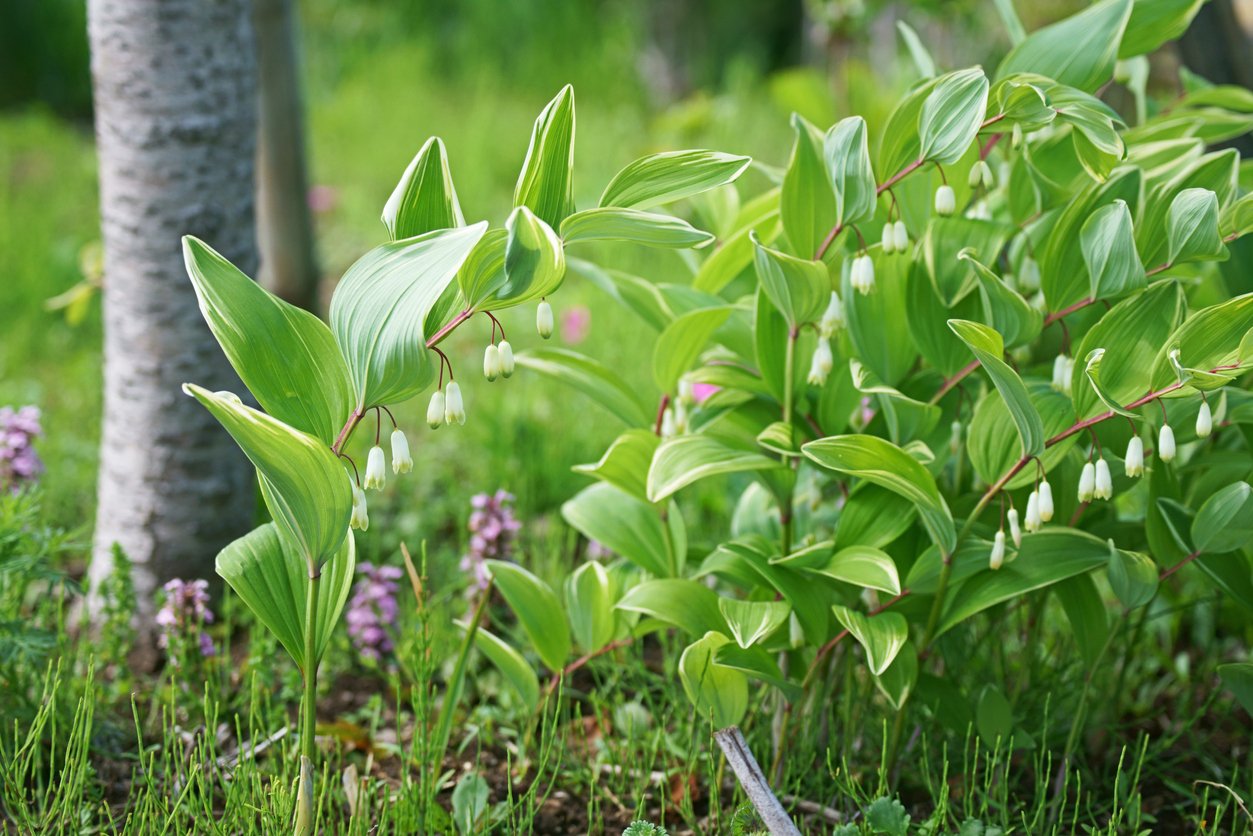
[0,0,1086,574]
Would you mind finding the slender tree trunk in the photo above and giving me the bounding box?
[253,0,320,311]
[87,0,258,632]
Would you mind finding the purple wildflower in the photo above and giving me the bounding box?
[460,490,521,592]
[346,563,403,662]
[0,406,44,493]
[155,578,215,660]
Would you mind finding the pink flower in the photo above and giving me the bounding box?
[560,305,591,344]
[691,383,720,404]
[307,185,339,215]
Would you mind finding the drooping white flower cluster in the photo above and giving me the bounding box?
[850,253,875,295]
[880,221,909,255]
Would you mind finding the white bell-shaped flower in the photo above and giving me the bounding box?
[1008,507,1022,548]
[1025,491,1042,533]
[1094,457,1113,500]
[483,344,501,382]
[851,255,876,295]
[536,300,554,339]
[989,530,1006,570]
[1038,479,1055,522]
[893,221,909,252]
[881,222,896,255]
[1051,354,1074,392]
[350,485,369,531]
[678,379,694,404]
[1196,400,1212,438]
[444,381,466,425]
[807,337,834,386]
[391,429,412,474]
[660,407,676,438]
[364,445,386,491]
[1124,436,1144,478]
[934,184,956,216]
[819,292,844,337]
[1078,461,1096,502]
[498,340,515,378]
[1158,423,1176,462]
[426,389,445,430]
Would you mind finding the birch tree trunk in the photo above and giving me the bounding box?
[87,0,258,629]
[254,0,320,311]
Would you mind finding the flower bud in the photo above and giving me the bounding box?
[934,184,956,216]
[660,407,676,438]
[444,381,466,425]
[391,429,412,474]
[1094,457,1112,500]
[364,445,386,491]
[1196,400,1212,438]
[893,221,909,253]
[673,399,689,434]
[881,222,896,255]
[1038,479,1054,522]
[1025,491,1042,532]
[1052,354,1075,392]
[536,300,554,339]
[948,420,963,456]
[819,292,844,337]
[426,390,445,430]
[350,485,369,531]
[1158,423,1176,462]
[498,340,515,378]
[969,159,994,190]
[1078,461,1096,502]
[1124,436,1144,478]
[483,343,501,382]
[1008,507,1022,548]
[990,529,1006,570]
[851,254,876,295]
[807,337,834,386]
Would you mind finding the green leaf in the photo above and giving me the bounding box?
[938,529,1110,635]
[456,229,509,311]
[516,348,650,426]
[919,68,990,164]
[1192,482,1253,554]
[967,383,1079,490]
[562,483,675,577]
[896,21,936,78]
[1073,280,1186,419]
[1108,543,1158,609]
[1081,200,1145,301]
[1082,348,1141,418]
[1218,662,1253,715]
[1166,188,1227,265]
[182,236,354,444]
[961,250,1042,348]
[183,385,350,566]
[993,79,1054,129]
[843,251,917,385]
[692,190,782,293]
[464,624,540,711]
[653,307,732,393]
[1056,573,1108,667]
[804,435,956,553]
[874,643,918,711]
[832,605,908,676]
[717,598,791,649]
[617,579,729,638]
[679,632,749,728]
[572,429,659,501]
[836,484,917,548]
[781,113,836,258]
[808,546,901,595]
[330,223,487,408]
[823,116,877,227]
[996,0,1134,93]
[486,561,572,672]
[497,205,566,307]
[599,150,752,210]
[1148,293,1253,391]
[993,0,1027,44]
[923,217,1015,307]
[565,562,617,654]
[513,84,575,228]
[975,685,1014,747]
[216,522,355,669]
[647,435,784,504]
[560,207,714,249]
[948,320,1046,458]
[715,644,803,701]
[752,235,830,327]
[382,136,465,239]
[1120,0,1205,57]
[701,538,832,644]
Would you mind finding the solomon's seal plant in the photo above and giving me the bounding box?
[179,86,749,831]
[480,0,1253,802]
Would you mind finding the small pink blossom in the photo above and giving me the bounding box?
[560,305,591,345]
[307,185,339,215]
[691,383,720,404]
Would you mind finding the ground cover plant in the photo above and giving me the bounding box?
[2,0,1253,834]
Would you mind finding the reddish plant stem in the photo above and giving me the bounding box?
[814,222,845,261]
[331,408,364,456]
[877,157,926,197]
[545,637,635,697]
[1159,550,1201,581]
[1145,261,1171,278]
[426,306,475,349]
[980,113,1007,130]
[979,133,1003,160]
[930,359,980,405]
[654,393,671,436]
[1044,297,1094,327]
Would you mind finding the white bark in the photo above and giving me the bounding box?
[87,0,259,625]
[715,725,801,836]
